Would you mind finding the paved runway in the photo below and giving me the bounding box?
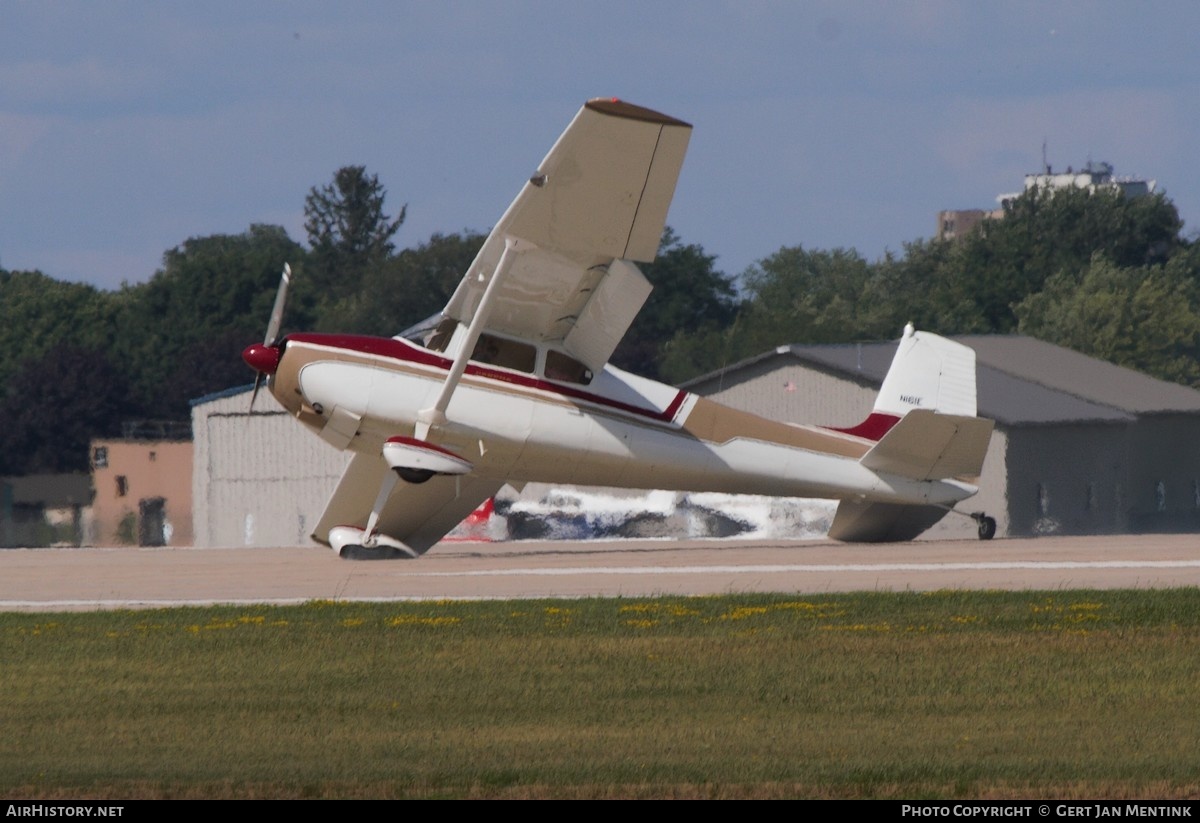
[1,533,1198,611]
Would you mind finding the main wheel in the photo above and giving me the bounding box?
[339,543,413,560]
[977,515,996,541]
[396,467,435,484]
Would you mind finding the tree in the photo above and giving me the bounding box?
[316,231,485,336]
[611,228,737,380]
[658,243,918,383]
[304,166,406,303]
[1015,255,1200,387]
[674,244,886,378]
[935,186,1185,333]
[741,245,878,344]
[113,225,308,419]
[868,238,1000,334]
[0,269,119,389]
[0,343,134,474]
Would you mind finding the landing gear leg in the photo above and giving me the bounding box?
[940,506,997,541]
[328,468,414,560]
[361,470,399,548]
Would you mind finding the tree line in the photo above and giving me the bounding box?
[2,167,1197,475]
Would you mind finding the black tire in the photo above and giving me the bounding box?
[339,544,412,560]
[977,516,997,541]
[395,467,435,484]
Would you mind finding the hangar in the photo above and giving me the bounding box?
[192,386,347,548]
[192,335,1200,546]
[684,335,1200,538]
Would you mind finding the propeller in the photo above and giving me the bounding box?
[243,263,292,410]
[265,262,292,347]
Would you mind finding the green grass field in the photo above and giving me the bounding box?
[2,589,1199,799]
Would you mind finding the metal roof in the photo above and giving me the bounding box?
[959,335,1200,415]
[683,335,1200,426]
[190,383,253,407]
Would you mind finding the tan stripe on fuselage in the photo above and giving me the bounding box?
[679,397,871,458]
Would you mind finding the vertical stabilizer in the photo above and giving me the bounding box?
[874,323,977,418]
[858,326,991,482]
[828,326,994,542]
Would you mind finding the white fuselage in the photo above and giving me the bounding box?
[269,333,975,511]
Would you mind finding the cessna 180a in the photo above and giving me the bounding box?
[242,98,996,558]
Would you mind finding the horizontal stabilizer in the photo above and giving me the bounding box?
[828,499,949,543]
[860,409,993,481]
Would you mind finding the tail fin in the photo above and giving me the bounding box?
[828,326,994,543]
[860,324,990,481]
[834,323,979,441]
[875,322,977,418]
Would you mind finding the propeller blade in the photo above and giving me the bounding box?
[248,262,291,412]
[264,263,292,345]
[249,372,264,412]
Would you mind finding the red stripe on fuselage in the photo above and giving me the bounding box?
[826,411,901,442]
[284,333,688,425]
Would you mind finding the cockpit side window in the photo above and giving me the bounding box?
[471,333,536,373]
[425,318,459,353]
[545,350,593,385]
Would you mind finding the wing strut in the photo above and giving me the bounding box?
[414,235,527,440]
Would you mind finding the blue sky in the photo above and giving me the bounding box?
[2,2,1198,290]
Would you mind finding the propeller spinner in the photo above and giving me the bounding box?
[243,263,292,409]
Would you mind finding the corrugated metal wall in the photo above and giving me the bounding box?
[696,361,876,428]
[193,392,349,547]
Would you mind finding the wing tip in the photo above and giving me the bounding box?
[585,97,691,129]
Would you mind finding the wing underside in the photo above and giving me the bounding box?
[313,453,504,555]
[442,99,692,372]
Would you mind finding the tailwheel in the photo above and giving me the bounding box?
[973,513,996,541]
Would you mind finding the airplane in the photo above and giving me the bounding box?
[242,98,997,559]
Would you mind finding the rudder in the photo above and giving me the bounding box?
[874,323,977,419]
[834,324,979,442]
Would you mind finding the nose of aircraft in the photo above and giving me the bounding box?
[242,342,281,375]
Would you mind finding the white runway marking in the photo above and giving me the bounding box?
[402,559,1200,577]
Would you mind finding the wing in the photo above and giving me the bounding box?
[312,453,504,555]
[442,98,692,372]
